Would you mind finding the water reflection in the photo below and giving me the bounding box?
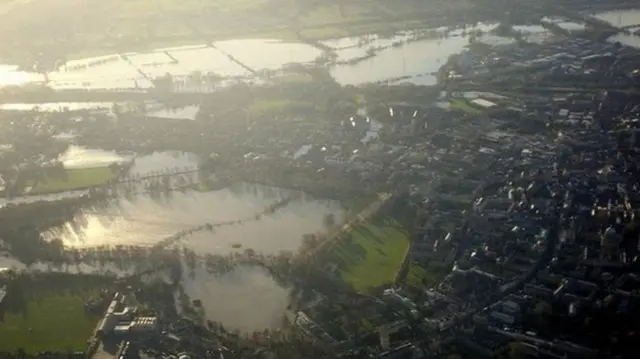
[45,183,344,252]
[182,265,290,331]
[61,146,131,169]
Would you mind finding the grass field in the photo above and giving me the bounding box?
[247,99,314,117]
[0,292,100,353]
[330,217,410,292]
[404,262,447,289]
[29,166,117,194]
[449,99,483,115]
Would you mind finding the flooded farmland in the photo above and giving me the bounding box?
[1,9,640,91]
[45,183,344,252]
[182,265,290,332]
[593,9,640,27]
[0,24,544,90]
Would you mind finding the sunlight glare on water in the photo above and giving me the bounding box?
[45,183,345,253]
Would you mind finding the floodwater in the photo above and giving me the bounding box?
[182,265,290,331]
[214,39,322,71]
[0,102,113,112]
[542,16,587,31]
[321,31,418,63]
[0,254,136,277]
[60,146,132,169]
[597,9,640,48]
[49,54,155,90]
[0,40,321,90]
[0,25,556,89]
[146,105,200,121]
[45,182,345,251]
[609,33,640,48]
[594,9,640,27]
[330,35,470,85]
[0,65,45,87]
[0,150,196,207]
[127,151,199,175]
[329,24,499,86]
[125,47,250,79]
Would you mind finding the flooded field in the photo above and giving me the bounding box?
[60,146,131,169]
[542,16,587,31]
[45,183,344,251]
[609,33,640,48]
[0,253,136,277]
[0,24,553,90]
[0,39,323,90]
[146,105,200,121]
[594,9,640,27]
[182,265,290,331]
[3,148,336,331]
[328,24,499,86]
[3,9,640,91]
[0,102,113,112]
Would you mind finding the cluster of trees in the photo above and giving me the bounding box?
[0,114,70,197]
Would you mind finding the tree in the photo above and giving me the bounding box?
[532,300,552,328]
[323,213,336,229]
[507,342,535,359]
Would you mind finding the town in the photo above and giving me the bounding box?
[1,0,640,359]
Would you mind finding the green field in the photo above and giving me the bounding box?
[29,167,117,194]
[247,99,314,117]
[404,262,447,289]
[330,217,410,292]
[0,292,100,353]
[449,99,483,115]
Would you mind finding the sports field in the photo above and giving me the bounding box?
[29,166,117,194]
[0,291,100,353]
[329,217,410,292]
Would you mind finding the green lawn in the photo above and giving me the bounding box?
[331,217,410,292]
[449,99,483,115]
[0,292,100,353]
[405,262,446,289]
[29,167,117,194]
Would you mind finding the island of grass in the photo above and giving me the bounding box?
[28,166,119,195]
[328,216,410,292]
[0,275,106,354]
[449,99,483,115]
